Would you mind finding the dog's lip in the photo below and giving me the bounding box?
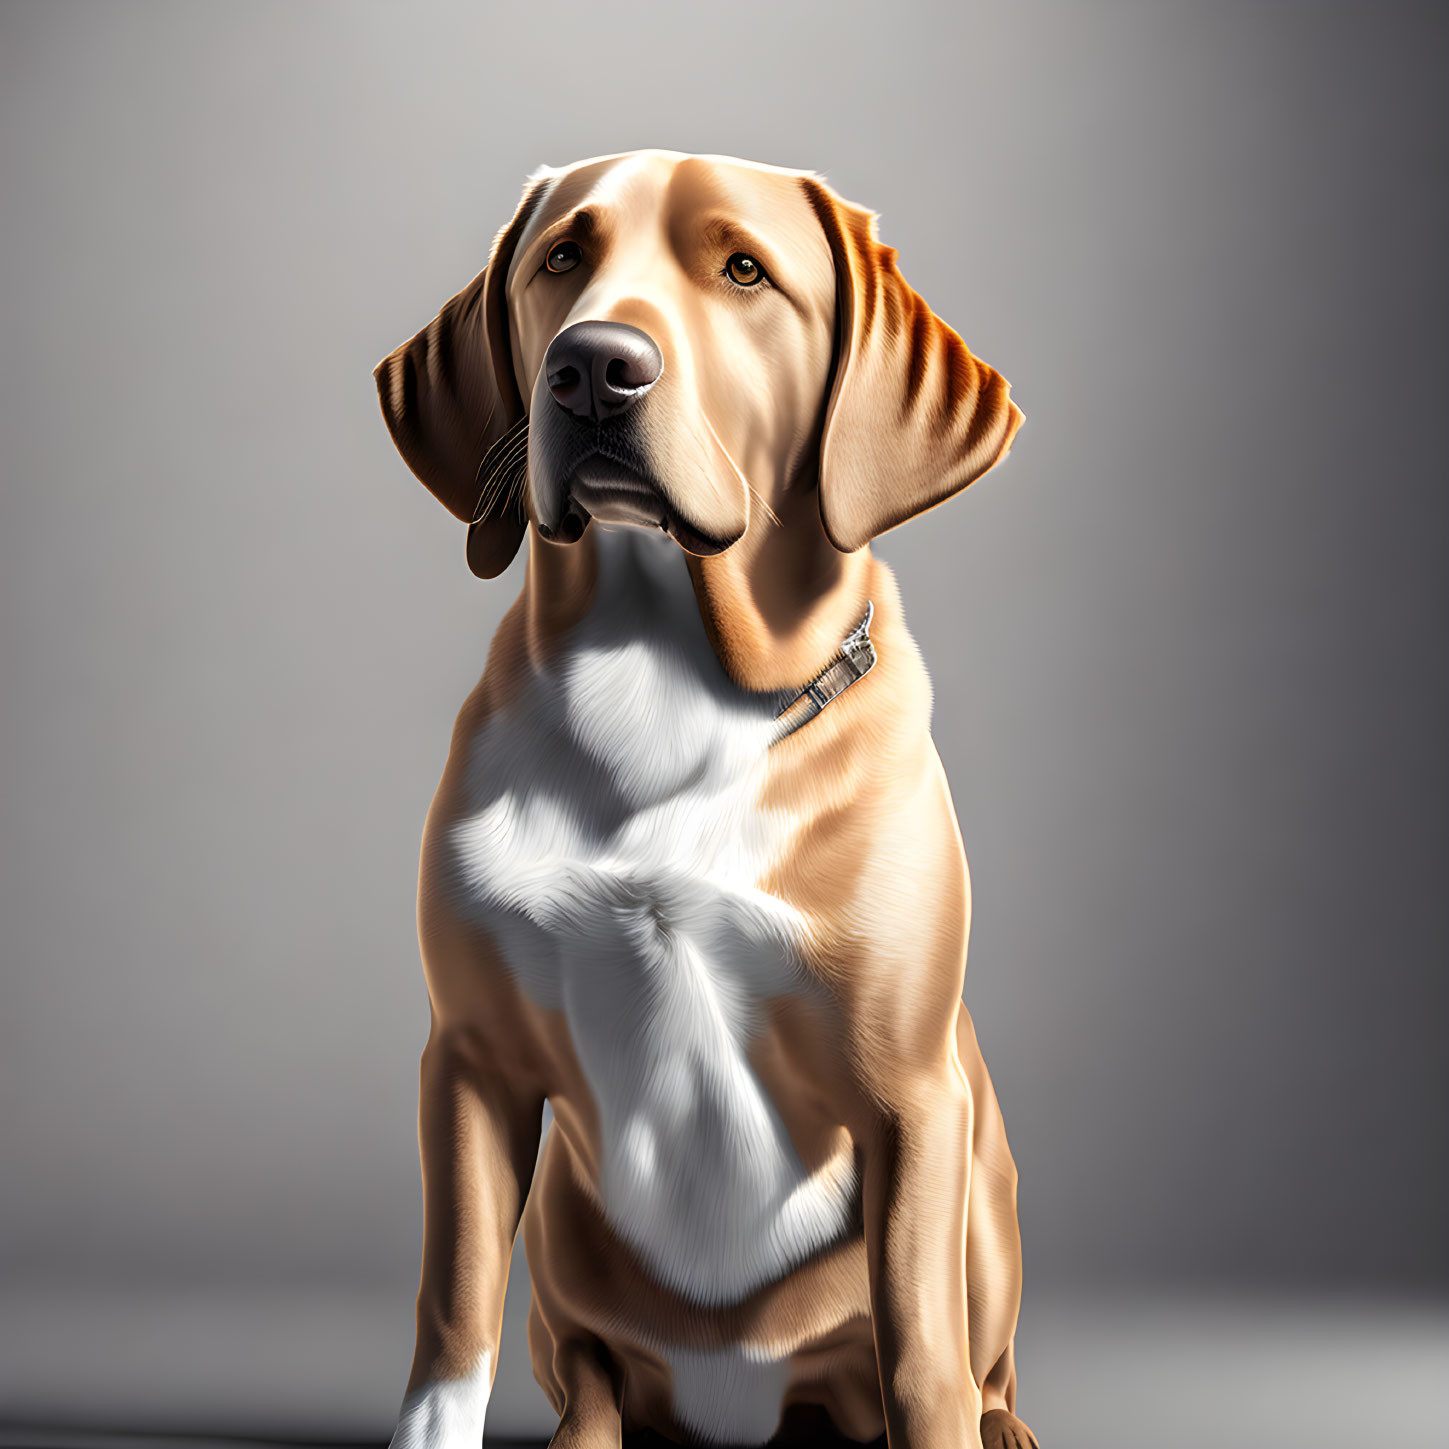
[664,513,735,557]
[549,451,737,556]
[569,460,660,503]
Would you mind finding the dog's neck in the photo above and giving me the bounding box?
[520,495,875,695]
[688,485,876,694]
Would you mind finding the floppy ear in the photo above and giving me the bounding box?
[374,175,549,578]
[801,175,1024,553]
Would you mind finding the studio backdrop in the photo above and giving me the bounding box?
[2,2,1445,1445]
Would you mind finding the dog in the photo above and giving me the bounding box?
[374,150,1033,1449]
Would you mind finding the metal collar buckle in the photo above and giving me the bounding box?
[769,601,877,745]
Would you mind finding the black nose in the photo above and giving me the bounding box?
[545,321,663,422]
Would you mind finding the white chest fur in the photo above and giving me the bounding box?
[447,526,858,1309]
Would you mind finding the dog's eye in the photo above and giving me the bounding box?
[545,240,582,274]
[725,253,764,287]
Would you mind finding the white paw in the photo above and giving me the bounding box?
[388,1352,491,1449]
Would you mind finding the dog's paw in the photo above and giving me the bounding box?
[387,1360,491,1449]
[981,1408,1039,1449]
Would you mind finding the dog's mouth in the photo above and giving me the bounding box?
[537,436,733,557]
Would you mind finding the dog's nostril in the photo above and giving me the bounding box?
[544,321,663,421]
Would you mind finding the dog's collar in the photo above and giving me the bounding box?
[769,601,877,745]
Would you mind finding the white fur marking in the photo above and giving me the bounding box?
[448,526,857,1307]
[388,1350,491,1449]
[665,1341,791,1445]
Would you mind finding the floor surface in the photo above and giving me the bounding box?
[3,1277,1447,1449]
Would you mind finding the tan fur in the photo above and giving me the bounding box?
[376,150,1033,1449]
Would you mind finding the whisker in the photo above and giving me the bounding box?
[473,414,530,488]
[700,411,779,529]
[745,480,782,530]
[501,459,530,515]
[478,446,532,522]
[478,435,531,500]
[472,419,532,522]
[475,466,518,523]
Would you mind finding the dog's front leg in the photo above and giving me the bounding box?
[389,1023,544,1449]
[861,1068,983,1449]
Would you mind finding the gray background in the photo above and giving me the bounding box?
[2,1,1446,1444]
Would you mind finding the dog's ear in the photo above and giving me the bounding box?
[801,175,1024,553]
[374,176,550,579]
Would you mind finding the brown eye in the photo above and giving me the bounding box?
[725,252,763,287]
[546,240,582,274]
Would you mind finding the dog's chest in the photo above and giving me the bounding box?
[446,528,856,1304]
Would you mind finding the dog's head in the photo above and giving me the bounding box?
[375,150,1022,577]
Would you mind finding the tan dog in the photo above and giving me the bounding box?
[374,150,1033,1449]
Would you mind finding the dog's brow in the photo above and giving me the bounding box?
[698,214,781,278]
[696,211,815,318]
[569,207,599,239]
[511,205,609,287]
